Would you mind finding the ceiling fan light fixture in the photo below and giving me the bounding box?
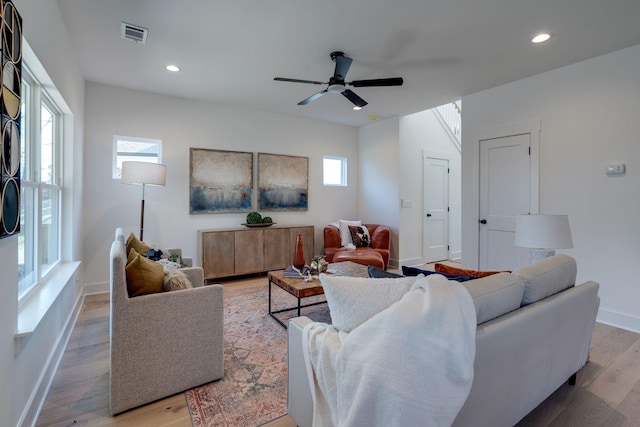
[328,83,346,93]
[532,33,551,43]
[352,106,362,111]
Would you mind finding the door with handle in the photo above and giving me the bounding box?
[423,155,449,263]
[479,133,530,270]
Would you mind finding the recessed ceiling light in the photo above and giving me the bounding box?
[353,106,362,111]
[166,65,180,72]
[532,33,551,44]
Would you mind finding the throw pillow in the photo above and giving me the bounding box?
[319,273,420,332]
[125,232,151,257]
[338,219,362,246]
[368,265,404,278]
[435,263,507,278]
[349,225,371,248]
[402,265,473,282]
[163,269,193,291]
[125,249,165,297]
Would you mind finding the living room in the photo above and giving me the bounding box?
[2,0,640,426]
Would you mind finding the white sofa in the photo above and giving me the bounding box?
[287,254,600,426]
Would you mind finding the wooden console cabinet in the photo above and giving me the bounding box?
[198,225,314,280]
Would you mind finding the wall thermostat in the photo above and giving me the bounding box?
[606,163,625,176]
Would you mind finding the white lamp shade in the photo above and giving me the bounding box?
[514,214,573,249]
[121,161,167,186]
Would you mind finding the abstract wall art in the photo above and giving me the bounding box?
[189,148,253,214]
[1,0,22,239]
[258,153,308,211]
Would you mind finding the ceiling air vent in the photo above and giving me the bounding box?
[121,22,148,44]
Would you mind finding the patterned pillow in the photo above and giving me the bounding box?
[349,225,371,248]
[435,263,508,278]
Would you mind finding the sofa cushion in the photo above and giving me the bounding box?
[402,265,473,282]
[462,273,525,324]
[513,254,577,306]
[435,263,506,278]
[338,219,361,246]
[125,249,165,297]
[125,232,151,257]
[319,274,420,332]
[349,225,371,247]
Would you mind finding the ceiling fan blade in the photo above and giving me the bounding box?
[349,77,404,87]
[333,55,353,80]
[274,77,327,85]
[342,89,368,108]
[298,90,328,105]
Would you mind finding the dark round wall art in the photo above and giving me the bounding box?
[0,0,22,240]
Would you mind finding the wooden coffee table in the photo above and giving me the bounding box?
[268,261,369,328]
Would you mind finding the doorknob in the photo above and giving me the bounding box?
[426,213,432,217]
[479,219,487,224]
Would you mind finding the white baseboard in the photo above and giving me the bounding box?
[397,257,425,267]
[450,251,462,262]
[597,308,640,334]
[84,281,109,295]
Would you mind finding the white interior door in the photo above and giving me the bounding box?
[479,134,531,270]
[423,155,449,263]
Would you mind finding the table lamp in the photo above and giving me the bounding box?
[514,214,573,263]
[121,161,167,241]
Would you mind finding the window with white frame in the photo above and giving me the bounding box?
[323,155,347,186]
[18,67,63,300]
[113,135,162,179]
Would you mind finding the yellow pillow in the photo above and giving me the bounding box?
[126,232,151,257]
[125,249,164,297]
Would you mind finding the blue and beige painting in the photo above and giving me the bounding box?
[258,153,308,211]
[259,187,307,210]
[191,186,252,213]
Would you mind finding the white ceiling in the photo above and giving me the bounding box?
[56,0,640,127]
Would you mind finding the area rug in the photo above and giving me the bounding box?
[186,282,329,427]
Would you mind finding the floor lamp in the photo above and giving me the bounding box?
[121,161,167,241]
[514,214,573,263]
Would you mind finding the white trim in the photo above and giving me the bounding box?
[16,261,81,339]
[83,281,109,295]
[597,308,640,334]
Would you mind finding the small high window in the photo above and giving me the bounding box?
[113,135,162,179]
[323,156,347,186]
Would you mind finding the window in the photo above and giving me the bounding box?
[18,67,63,299]
[113,135,162,179]
[323,156,347,186]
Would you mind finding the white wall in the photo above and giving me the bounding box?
[462,43,640,332]
[2,1,85,426]
[399,110,462,265]
[83,82,359,288]
[358,117,401,266]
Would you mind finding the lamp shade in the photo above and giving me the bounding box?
[121,161,167,186]
[514,214,573,249]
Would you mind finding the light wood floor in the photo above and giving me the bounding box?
[36,271,640,427]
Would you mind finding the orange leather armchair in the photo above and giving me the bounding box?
[323,224,390,269]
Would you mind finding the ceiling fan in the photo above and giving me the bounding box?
[274,51,403,108]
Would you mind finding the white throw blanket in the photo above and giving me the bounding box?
[302,274,477,427]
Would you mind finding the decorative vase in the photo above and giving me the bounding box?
[293,234,305,269]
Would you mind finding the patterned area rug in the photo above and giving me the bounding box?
[186,281,329,427]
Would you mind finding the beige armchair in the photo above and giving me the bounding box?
[109,228,224,415]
